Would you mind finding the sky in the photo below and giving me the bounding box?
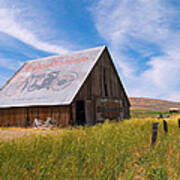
[0,0,179,102]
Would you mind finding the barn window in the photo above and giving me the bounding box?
[104,83,108,97]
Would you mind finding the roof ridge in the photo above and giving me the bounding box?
[27,45,106,63]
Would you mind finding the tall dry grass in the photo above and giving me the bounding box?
[0,115,180,179]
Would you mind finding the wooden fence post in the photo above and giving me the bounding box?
[151,122,159,145]
[163,120,168,134]
[178,119,180,129]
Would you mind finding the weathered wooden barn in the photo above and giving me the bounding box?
[0,46,130,127]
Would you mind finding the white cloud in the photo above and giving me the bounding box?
[92,0,173,47]
[0,75,8,88]
[0,3,70,88]
[0,8,68,54]
[0,56,24,87]
[90,0,180,101]
[0,57,22,71]
[143,51,180,89]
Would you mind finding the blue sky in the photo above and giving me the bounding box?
[0,0,180,101]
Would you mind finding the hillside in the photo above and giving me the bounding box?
[129,97,180,112]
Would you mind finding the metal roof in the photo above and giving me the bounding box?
[0,46,105,108]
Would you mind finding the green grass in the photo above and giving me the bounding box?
[0,115,180,179]
[130,109,173,118]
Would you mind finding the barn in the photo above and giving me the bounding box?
[0,46,130,127]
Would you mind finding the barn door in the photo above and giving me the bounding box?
[76,100,86,126]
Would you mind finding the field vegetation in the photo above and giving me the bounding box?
[130,109,170,118]
[0,114,180,179]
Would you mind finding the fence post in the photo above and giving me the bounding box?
[151,122,159,145]
[178,119,180,129]
[163,120,168,134]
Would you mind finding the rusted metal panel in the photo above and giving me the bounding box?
[0,46,105,108]
[96,98,123,122]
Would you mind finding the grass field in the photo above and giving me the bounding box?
[0,114,180,179]
[130,109,176,118]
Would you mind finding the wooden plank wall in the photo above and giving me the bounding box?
[0,49,130,127]
[0,106,71,127]
[74,49,130,123]
[75,49,128,100]
[85,100,94,125]
[0,108,27,127]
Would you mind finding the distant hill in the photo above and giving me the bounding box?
[129,97,180,112]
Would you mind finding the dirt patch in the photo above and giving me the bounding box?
[0,128,53,140]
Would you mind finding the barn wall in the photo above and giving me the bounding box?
[0,108,27,127]
[74,48,130,124]
[0,48,130,127]
[75,49,130,101]
[0,106,71,127]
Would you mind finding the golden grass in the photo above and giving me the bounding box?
[0,115,180,179]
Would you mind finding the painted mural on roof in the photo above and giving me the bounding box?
[0,46,104,107]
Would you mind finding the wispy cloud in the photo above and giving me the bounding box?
[0,74,8,88]
[90,0,180,101]
[0,54,24,87]
[0,1,72,88]
[0,8,68,54]
[0,57,23,71]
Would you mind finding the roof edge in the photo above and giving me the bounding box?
[27,45,106,63]
[0,101,71,108]
[70,46,106,103]
[0,46,106,108]
[104,47,131,106]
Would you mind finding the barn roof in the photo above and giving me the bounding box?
[0,46,105,108]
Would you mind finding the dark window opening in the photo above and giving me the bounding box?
[76,100,86,126]
[104,83,108,97]
[103,68,108,97]
[26,109,30,127]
